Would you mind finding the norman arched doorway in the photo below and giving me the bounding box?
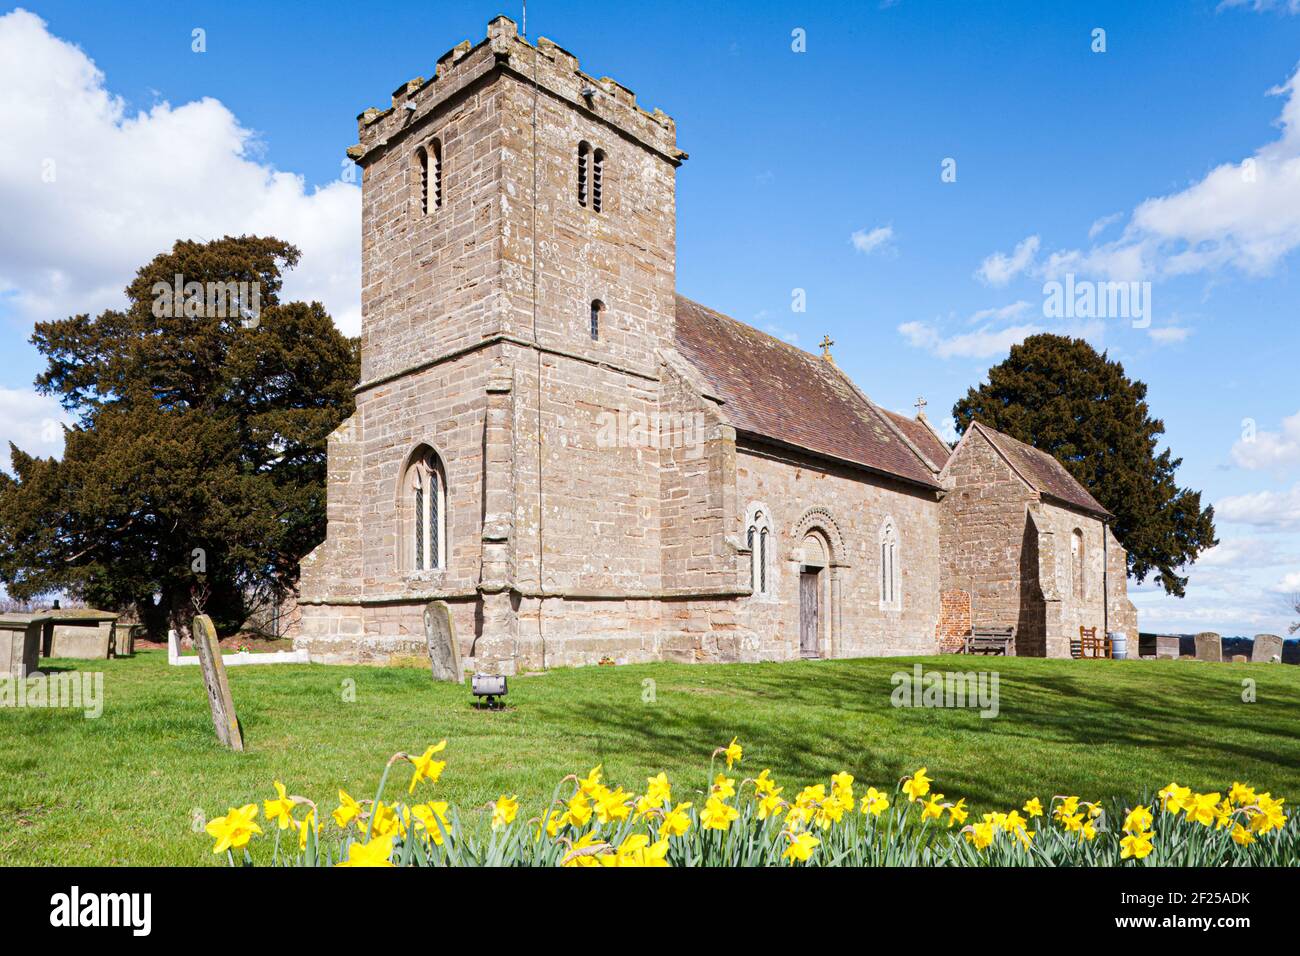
[799,532,829,659]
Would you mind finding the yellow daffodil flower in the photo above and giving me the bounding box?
[1231,823,1255,846]
[297,809,318,851]
[966,821,994,850]
[1187,792,1222,827]
[644,772,672,808]
[492,794,519,829]
[1023,797,1043,818]
[947,798,969,827]
[861,787,889,817]
[783,830,819,863]
[1119,829,1154,860]
[578,765,603,796]
[599,833,670,867]
[1228,782,1257,806]
[723,737,743,769]
[407,740,448,793]
[660,801,694,837]
[902,767,932,802]
[263,781,296,831]
[921,793,945,823]
[758,791,785,821]
[410,801,451,843]
[712,773,737,800]
[370,801,402,839]
[337,834,395,867]
[332,789,362,829]
[701,795,739,831]
[561,830,607,868]
[1158,783,1191,814]
[1123,805,1153,834]
[563,792,593,829]
[205,804,262,855]
[754,769,776,797]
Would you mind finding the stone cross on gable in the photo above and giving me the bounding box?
[820,335,834,360]
[914,396,928,415]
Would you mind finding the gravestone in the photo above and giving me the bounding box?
[1155,635,1180,660]
[0,614,47,679]
[423,601,463,683]
[1231,654,1248,663]
[1194,631,1222,663]
[193,614,243,751]
[1252,634,1283,664]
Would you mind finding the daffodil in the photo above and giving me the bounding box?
[1023,797,1043,818]
[578,765,603,796]
[965,821,994,850]
[408,740,448,793]
[410,801,451,843]
[370,801,402,839]
[701,795,739,831]
[723,737,743,769]
[947,798,969,827]
[205,804,262,854]
[332,789,362,829]
[660,801,693,837]
[902,767,932,802]
[594,786,632,825]
[1119,829,1154,860]
[921,793,945,823]
[561,830,607,868]
[563,792,593,829]
[757,790,785,821]
[600,833,670,867]
[783,830,819,863]
[644,772,672,808]
[754,769,776,797]
[1123,805,1153,834]
[263,781,296,831]
[337,834,394,867]
[1229,781,1257,806]
[861,787,889,817]
[712,773,737,800]
[1231,823,1255,846]
[297,809,318,851]
[492,794,519,829]
[1186,792,1222,827]
[1158,783,1191,814]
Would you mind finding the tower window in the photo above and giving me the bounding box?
[416,139,442,216]
[404,446,446,572]
[415,146,428,215]
[592,149,605,213]
[577,141,590,207]
[589,299,604,340]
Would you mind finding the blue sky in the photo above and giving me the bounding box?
[1,0,1298,635]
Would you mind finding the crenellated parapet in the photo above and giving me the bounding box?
[346,15,685,168]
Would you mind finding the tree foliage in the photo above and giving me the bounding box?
[0,236,359,637]
[953,333,1216,597]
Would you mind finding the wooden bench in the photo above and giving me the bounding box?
[963,627,1015,655]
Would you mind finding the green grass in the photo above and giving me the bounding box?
[2,650,1299,865]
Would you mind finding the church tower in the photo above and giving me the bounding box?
[297,16,688,672]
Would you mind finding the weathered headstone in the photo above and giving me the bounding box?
[193,614,243,751]
[1231,654,1248,663]
[0,614,47,679]
[1155,635,1180,660]
[1252,634,1283,664]
[423,600,463,683]
[1194,631,1222,663]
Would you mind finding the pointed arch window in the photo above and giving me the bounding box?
[404,448,446,572]
[879,518,901,610]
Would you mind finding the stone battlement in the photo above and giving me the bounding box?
[346,15,685,168]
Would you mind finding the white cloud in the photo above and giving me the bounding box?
[850,225,895,256]
[1216,482,1300,529]
[969,300,1032,324]
[1232,410,1300,471]
[898,320,1043,359]
[1088,212,1123,240]
[1147,325,1191,344]
[0,386,72,469]
[1270,570,1300,593]
[989,62,1300,286]
[0,8,361,335]
[1218,0,1300,13]
[975,235,1039,286]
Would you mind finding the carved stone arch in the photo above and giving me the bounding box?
[791,506,848,568]
[789,506,846,659]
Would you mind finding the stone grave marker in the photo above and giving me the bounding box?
[423,600,463,683]
[1194,631,1222,663]
[1252,634,1283,663]
[1155,635,1180,660]
[193,614,243,751]
[0,614,48,679]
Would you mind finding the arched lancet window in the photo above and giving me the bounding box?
[879,518,900,610]
[1071,529,1085,600]
[745,506,773,597]
[415,140,442,216]
[404,447,446,572]
[592,148,605,213]
[577,141,591,207]
[429,138,443,210]
[590,299,604,340]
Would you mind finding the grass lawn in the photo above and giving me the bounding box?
[2,650,1299,865]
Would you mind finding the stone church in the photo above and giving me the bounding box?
[296,17,1137,672]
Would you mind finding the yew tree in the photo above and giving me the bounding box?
[0,237,359,638]
[953,333,1216,597]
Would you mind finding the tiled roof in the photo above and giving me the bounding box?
[673,296,941,490]
[972,422,1112,518]
[879,408,952,468]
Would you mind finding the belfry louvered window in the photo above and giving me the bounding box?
[592,148,605,212]
[578,141,590,207]
[415,139,442,215]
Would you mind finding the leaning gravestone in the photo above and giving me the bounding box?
[193,614,243,751]
[1252,634,1283,664]
[1194,631,1222,663]
[423,601,463,683]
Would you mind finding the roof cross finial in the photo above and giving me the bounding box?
[914,395,928,415]
[820,334,834,361]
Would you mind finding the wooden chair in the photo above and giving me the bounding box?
[964,626,1015,656]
